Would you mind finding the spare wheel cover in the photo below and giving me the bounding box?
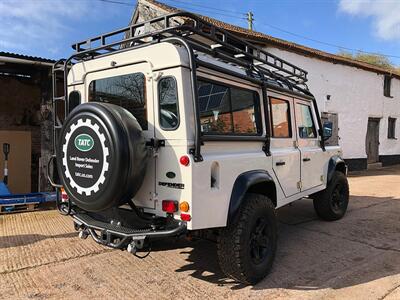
[62,117,110,197]
[57,103,147,212]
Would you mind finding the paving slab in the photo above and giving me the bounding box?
[0,166,399,299]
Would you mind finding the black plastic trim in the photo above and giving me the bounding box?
[228,170,275,221]
[327,156,347,182]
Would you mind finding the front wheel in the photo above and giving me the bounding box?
[313,171,349,221]
[217,193,277,284]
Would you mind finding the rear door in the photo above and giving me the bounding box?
[294,99,325,191]
[85,62,156,209]
[269,92,301,197]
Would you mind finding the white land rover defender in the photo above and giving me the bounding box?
[48,12,349,284]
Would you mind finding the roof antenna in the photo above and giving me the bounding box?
[246,12,254,31]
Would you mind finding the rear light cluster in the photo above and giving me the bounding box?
[161,200,178,213]
[61,188,69,202]
[162,200,191,221]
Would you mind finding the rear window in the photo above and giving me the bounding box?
[197,79,261,135]
[158,77,179,130]
[88,72,147,130]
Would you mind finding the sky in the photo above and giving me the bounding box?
[1,0,400,66]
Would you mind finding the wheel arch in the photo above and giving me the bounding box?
[328,155,347,182]
[227,170,277,224]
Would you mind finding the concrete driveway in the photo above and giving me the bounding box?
[0,166,399,299]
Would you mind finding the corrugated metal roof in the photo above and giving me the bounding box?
[0,51,55,64]
[141,0,400,79]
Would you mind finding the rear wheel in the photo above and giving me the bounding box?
[313,171,349,221]
[217,193,277,284]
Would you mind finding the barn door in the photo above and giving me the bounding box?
[366,118,380,163]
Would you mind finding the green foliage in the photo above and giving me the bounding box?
[338,50,400,73]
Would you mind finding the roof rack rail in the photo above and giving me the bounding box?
[70,11,309,90]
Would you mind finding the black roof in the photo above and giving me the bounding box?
[0,51,55,64]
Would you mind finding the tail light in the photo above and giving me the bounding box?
[61,188,68,202]
[180,213,191,222]
[179,155,190,166]
[162,200,178,213]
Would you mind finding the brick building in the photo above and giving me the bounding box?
[0,52,54,193]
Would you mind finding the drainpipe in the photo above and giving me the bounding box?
[0,56,54,67]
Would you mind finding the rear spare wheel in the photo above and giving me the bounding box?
[56,102,148,212]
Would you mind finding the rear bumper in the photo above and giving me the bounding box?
[73,213,187,249]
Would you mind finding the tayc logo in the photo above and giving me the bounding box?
[74,134,94,152]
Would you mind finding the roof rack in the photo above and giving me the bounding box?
[70,12,309,91]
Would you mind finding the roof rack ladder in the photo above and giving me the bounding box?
[51,59,67,155]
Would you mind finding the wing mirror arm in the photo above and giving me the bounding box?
[322,121,333,142]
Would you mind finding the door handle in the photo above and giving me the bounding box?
[303,158,311,162]
[276,161,286,166]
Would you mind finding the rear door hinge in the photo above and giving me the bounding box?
[146,138,165,148]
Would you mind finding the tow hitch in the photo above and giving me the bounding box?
[73,212,187,257]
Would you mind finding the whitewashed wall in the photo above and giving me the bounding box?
[267,47,400,160]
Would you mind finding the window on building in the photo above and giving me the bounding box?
[295,103,317,138]
[270,97,291,138]
[388,117,396,139]
[384,75,392,97]
[158,77,179,130]
[89,72,147,130]
[198,79,261,135]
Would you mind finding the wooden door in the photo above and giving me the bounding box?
[366,118,380,163]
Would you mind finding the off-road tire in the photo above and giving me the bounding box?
[313,171,349,221]
[217,193,277,285]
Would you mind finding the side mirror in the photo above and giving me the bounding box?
[323,121,333,140]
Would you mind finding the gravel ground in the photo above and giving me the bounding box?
[0,166,399,299]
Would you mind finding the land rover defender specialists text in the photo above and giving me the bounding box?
[48,12,349,284]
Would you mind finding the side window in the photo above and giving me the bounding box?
[388,117,396,139]
[198,81,232,134]
[231,87,260,134]
[89,72,147,130]
[384,75,392,97]
[198,79,261,135]
[270,97,291,138]
[296,103,316,138]
[158,77,179,130]
[68,91,81,113]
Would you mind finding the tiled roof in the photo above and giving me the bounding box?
[0,51,55,64]
[140,0,400,79]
